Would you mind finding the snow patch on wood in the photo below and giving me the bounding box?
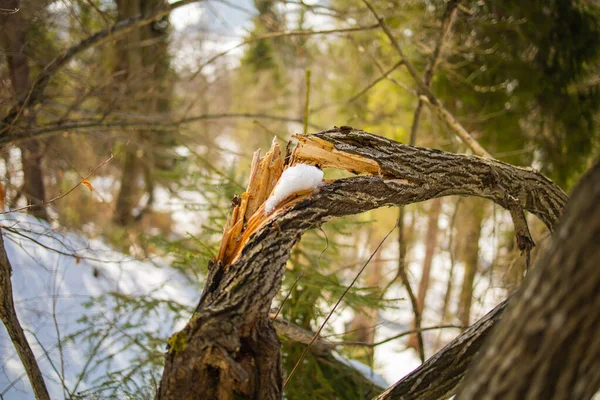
[265,164,324,214]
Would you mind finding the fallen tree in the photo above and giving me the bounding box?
[157,127,570,399]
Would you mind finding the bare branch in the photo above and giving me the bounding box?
[1,153,115,215]
[0,113,324,145]
[361,0,493,159]
[189,24,380,80]
[374,299,508,400]
[409,0,460,145]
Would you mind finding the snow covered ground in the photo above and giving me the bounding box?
[0,214,199,399]
[0,214,389,399]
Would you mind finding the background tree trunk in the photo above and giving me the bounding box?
[113,0,170,226]
[113,0,143,226]
[457,198,486,328]
[0,0,48,220]
[407,197,442,353]
[457,158,600,399]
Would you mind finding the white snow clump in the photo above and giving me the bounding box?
[265,163,324,214]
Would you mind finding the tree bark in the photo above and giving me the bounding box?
[0,230,51,400]
[0,0,48,220]
[157,128,566,399]
[456,158,600,399]
[375,299,508,400]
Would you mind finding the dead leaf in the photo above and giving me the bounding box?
[81,179,93,192]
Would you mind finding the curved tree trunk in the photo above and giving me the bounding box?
[456,159,600,399]
[157,128,567,399]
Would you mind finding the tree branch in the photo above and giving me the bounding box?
[0,230,50,400]
[409,0,459,145]
[0,113,324,145]
[190,24,380,80]
[361,0,492,159]
[374,299,508,400]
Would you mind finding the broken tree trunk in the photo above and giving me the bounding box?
[157,127,566,399]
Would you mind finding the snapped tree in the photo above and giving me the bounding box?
[156,127,599,399]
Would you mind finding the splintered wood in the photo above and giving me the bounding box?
[216,134,382,267]
[290,134,380,175]
[217,138,283,265]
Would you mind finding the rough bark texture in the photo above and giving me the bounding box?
[157,128,566,399]
[375,299,508,400]
[457,159,600,400]
[0,230,50,400]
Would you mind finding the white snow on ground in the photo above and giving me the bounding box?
[265,164,323,214]
[332,351,388,389]
[0,213,388,399]
[0,214,199,399]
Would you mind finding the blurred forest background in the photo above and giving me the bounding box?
[1,0,599,398]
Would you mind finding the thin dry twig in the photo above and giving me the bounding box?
[337,324,465,348]
[273,272,303,320]
[310,59,404,113]
[361,0,492,159]
[0,113,324,145]
[1,152,115,215]
[189,24,379,80]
